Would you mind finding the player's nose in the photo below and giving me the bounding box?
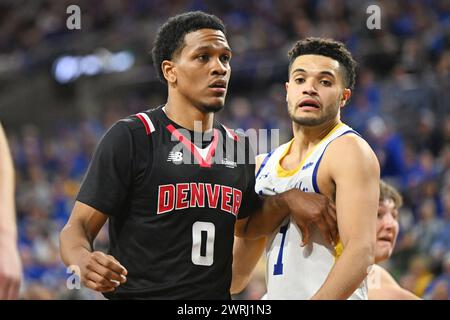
[302,79,318,95]
[211,58,228,76]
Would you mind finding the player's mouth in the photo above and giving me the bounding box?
[297,98,321,111]
[377,234,393,245]
[208,80,227,94]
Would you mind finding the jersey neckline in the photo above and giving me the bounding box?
[276,122,345,178]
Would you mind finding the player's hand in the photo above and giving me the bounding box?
[0,235,22,300]
[283,189,338,247]
[78,251,128,293]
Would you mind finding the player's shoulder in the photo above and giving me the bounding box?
[118,107,161,135]
[369,285,421,300]
[327,128,376,159]
[373,264,399,287]
[323,125,379,175]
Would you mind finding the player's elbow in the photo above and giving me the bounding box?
[359,242,375,272]
[234,217,263,240]
[230,274,250,295]
[346,240,375,273]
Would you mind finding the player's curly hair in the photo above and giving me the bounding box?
[152,11,226,84]
[288,37,357,90]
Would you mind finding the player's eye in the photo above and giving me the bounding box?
[392,210,399,220]
[294,78,305,84]
[197,54,209,62]
[220,54,231,63]
[320,79,332,87]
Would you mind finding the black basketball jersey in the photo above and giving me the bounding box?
[77,106,262,299]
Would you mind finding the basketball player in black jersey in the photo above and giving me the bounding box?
[59,11,337,299]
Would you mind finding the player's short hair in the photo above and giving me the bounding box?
[288,37,357,90]
[152,11,226,84]
[379,180,403,210]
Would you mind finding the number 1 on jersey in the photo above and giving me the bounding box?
[273,224,288,275]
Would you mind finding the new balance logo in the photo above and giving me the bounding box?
[167,151,183,164]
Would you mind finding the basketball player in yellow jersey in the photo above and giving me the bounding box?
[368,180,420,300]
[231,38,380,299]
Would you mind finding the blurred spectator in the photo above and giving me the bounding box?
[411,199,443,253]
[430,193,450,262]
[400,255,434,298]
[424,253,450,300]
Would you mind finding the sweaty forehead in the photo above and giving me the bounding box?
[291,54,341,76]
[183,29,229,51]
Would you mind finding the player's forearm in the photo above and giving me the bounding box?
[231,237,266,294]
[312,241,374,300]
[0,126,17,239]
[0,191,16,239]
[240,190,291,239]
[59,223,95,267]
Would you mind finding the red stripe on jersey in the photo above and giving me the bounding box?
[166,124,219,168]
[136,113,151,135]
[223,125,239,142]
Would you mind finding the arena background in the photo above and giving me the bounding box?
[0,0,449,300]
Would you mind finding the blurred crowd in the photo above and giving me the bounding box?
[0,0,449,299]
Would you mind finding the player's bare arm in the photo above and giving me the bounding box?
[59,201,127,293]
[231,235,266,295]
[0,123,22,300]
[368,265,421,300]
[311,134,380,299]
[231,155,267,294]
[234,185,337,242]
[232,154,337,294]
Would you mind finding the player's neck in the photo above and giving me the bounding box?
[164,98,214,132]
[291,118,341,152]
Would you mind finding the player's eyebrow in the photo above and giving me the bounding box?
[291,68,336,79]
[194,45,233,53]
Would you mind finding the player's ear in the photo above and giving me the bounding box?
[162,60,176,85]
[340,88,351,108]
[285,82,289,102]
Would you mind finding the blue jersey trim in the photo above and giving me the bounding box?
[312,130,358,194]
[255,150,274,180]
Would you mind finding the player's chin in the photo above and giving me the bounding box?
[375,246,391,262]
[291,115,323,126]
[201,99,225,113]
